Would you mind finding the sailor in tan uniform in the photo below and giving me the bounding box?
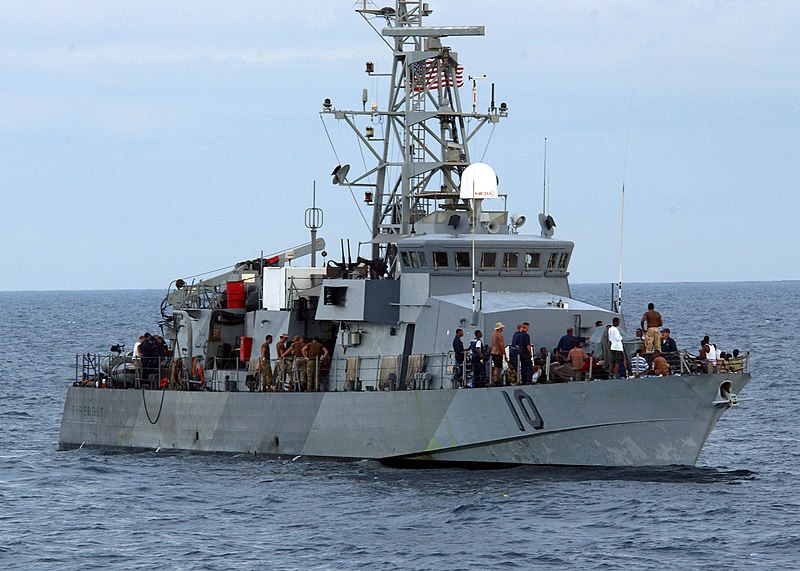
[303,337,330,392]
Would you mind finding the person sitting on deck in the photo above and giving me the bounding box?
[630,349,650,377]
[566,341,589,382]
[728,349,745,373]
[533,347,549,383]
[584,352,606,380]
[717,351,729,373]
[652,350,670,376]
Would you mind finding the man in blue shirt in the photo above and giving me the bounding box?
[660,328,678,353]
[452,328,465,386]
[518,322,533,384]
[555,327,586,355]
[508,324,523,376]
[469,330,487,388]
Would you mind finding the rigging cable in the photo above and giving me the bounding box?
[479,123,496,163]
[319,115,372,233]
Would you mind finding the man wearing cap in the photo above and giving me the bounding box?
[274,333,289,391]
[490,322,506,386]
[660,328,677,354]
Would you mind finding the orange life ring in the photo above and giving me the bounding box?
[191,356,205,383]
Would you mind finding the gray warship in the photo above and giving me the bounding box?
[59,1,751,467]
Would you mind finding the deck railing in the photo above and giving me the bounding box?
[74,349,750,392]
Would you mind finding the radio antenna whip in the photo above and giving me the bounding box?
[617,93,633,313]
[542,137,547,215]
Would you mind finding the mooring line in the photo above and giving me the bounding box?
[142,387,166,425]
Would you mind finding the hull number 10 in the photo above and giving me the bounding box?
[502,389,544,431]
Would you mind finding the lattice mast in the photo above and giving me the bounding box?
[323,1,506,261]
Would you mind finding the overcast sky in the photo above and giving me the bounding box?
[1,1,798,291]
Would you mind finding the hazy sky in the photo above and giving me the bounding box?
[1,1,798,291]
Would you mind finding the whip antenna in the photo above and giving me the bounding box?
[542,137,547,215]
[617,92,633,313]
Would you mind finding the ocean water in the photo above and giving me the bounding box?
[0,282,798,570]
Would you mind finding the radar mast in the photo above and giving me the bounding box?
[321,1,507,265]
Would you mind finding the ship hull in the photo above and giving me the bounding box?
[59,373,749,467]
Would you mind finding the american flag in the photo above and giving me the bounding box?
[409,59,464,91]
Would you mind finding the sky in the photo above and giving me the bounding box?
[1,1,798,291]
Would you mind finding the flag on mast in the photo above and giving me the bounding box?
[409,59,464,91]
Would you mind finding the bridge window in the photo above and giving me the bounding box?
[408,251,420,268]
[400,252,410,267]
[455,252,470,269]
[433,251,448,269]
[481,252,497,269]
[558,252,569,270]
[547,252,558,270]
[525,252,540,270]
[503,252,519,270]
[418,251,428,267]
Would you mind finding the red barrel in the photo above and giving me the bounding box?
[227,281,245,309]
[239,336,253,361]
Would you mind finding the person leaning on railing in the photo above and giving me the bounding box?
[303,337,330,392]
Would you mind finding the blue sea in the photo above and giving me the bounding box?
[1,282,798,570]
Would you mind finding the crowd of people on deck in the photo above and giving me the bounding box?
[82,300,744,391]
[451,302,746,388]
[96,331,333,391]
[128,332,171,387]
[253,334,331,393]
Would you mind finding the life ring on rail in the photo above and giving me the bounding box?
[191,356,205,383]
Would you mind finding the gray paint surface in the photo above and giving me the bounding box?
[60,372,749,466]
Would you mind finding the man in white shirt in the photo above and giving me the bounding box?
[608,317,624,378]
[132,335,144,381]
